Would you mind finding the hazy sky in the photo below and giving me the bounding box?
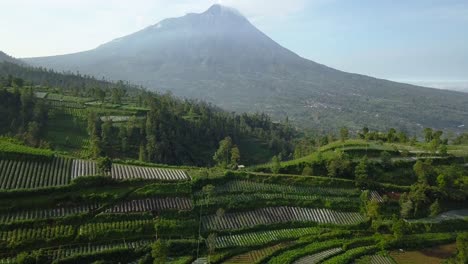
[1,0,467,82]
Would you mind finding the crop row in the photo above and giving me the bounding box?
[202,207,365,231]
[215,227,321,248]
[213,181,359,197]
[0,204,101,223]
[107,197,193,213]
[0,225,74,243]
[78,220,153,237]
[199,193,359,207]
[268,239,344,264]
[71,160,189,181]
[369,191,384,203]
[368,255,394,264]
[321,245,378,264]
[47,239,152,260]
[293,247,342,264]
[46,100,85,109]
[0,157,71,190]
[224,242,293,264]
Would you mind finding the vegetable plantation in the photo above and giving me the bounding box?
[215,227,321,248]
[0,204,101,223]
[0,225,74,243]
[71,160,189,181]
[202,207,365,231]
[0,157,72,189]
[293,247,343,264]
[106,197,193,213]
[47,239,152,260]
[212,180,359,197]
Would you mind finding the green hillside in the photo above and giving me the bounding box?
[0,61,467,264]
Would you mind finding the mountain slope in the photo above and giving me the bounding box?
[24,4,468,133]
[0,51,24,65]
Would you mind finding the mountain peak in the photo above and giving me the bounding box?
[204,4,244,18]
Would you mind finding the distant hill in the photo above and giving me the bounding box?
[0,51,24,65]
[23,4,468,133]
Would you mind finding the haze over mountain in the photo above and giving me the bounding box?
[23,4,468,133]
[0,51,24,65]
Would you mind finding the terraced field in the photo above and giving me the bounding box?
[224,242,294,264]
[213,180,359,197]
[0,157,72,189]
[293,247,343,264]
[71,160,189,181]
[106,197,193,213]
[0,225,74,243]
[215,227,321,248]
[369,255,395,264]
[47,239,152,259]
[202,207,364,231]
[0,204,101,223]
[199,193,360,208]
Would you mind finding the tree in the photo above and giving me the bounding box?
[380,151,392,168]
[302,165,313,176]
[202,184,215,204]
[139,144,146,162]
[97,157,112,175]
[95,88,106,103]
[397,132,408,143]
[12,77,24,88]
[413,160,435,185]
[429,199,441,217]
[355,157,369,187]
[215,208,225,229]
[24,121,40,147]
[366,199,380,220]
[327,152,351,178]
[392,218,407,239]
[16,252,35,264]
[213,137,233,168]
[230,146,240,168]
[340,127,349,142]
[387,128,396,142]
[90,136,101,158]
[151,240,168,264]
[423,128,433,143]
[438,144,448,156]
[271,155,281,174]
[400,198,414,218]
[409,183,430,217]
[455,233,468,263]
[207,233,217,263]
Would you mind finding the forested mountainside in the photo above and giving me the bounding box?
[24,5,468,133]
[0,61,294,166]
[0,51,24,65]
